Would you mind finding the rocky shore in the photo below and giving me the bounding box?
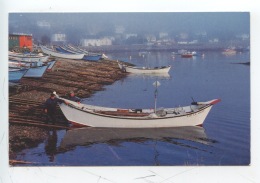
[9,58,128,162]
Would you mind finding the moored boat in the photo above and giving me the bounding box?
[40,46,84,60]
[55,92,220,128]
[181,51,197,58]
[118,62,171,74]
[222,48,237,55]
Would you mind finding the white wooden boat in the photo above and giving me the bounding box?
[56,93,220,128]
[222,48,237,55]
[40,46,84,60]
[59,126,210,150]
[118,62,171,74]
[9,55,49,62]
[9,52,49,62]
[57,45,102,61]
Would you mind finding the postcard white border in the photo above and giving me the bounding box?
[1,0,259,182]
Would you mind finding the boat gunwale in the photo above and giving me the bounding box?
[41,46,85,56]
[119,63,171,71]
[60,102,212,121]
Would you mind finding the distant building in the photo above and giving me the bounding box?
[159,32,168,39]
[189,40,199,44]
[125,33,137,39]
[9,33,33,51]
[80,37,113,46]
[51,33,66,44]
[37,20,51,29]
[209,38,219,43]
[236,34,249,41]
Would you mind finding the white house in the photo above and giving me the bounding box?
[159,32,168,39]
[37,20,51,29]
[80,37,113,46]
[125,33,137,39]
[51,33,66,42]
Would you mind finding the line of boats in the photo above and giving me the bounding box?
[8,44,108,84]
[40,45,107,61]
[8,51,56,84]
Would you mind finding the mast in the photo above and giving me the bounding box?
[153,80,160,113]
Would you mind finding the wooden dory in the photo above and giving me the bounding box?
[57,95,220,128]
[118,62,171,74]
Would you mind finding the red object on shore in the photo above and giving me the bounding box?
[19,35,33,51]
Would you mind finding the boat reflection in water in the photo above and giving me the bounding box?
[59,126,212,151]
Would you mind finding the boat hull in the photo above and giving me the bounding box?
[40,46,84,60]
[59,103,213,128]
[23,64,49,78]
[9,68,28,82]
[118,63,171,74]
[9,55,49,62]
[57,46,101,61]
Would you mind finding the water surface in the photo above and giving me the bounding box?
[15,50,250,166]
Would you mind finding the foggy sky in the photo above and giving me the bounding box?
[9,12,250,41]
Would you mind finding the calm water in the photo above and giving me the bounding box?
[15,50,250,166]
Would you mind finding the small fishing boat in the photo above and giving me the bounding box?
[23,64,49,78]
[55,90,220,128]
[9,68,28,83]
[57,45,102,61]
[40,46,84,60]
[222,48,237,55]
[118,62,171,74]
[181,51,197,58]
[9,52,49,62]
[9,60,54,78]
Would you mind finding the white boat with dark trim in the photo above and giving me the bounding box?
[118,62,171,74]
[9,52,49,62]
[40,46,84,60]
[56,92,220,128]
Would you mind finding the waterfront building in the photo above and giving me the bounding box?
[125,33,138,39]
[80,37,113,46]
[159,32,169,39]
[37,20,51,29]
[9,33,33,51]
[51,33,66,44]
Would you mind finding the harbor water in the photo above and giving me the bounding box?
[14,50,250,166]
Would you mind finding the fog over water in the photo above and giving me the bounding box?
[9,12,249,43]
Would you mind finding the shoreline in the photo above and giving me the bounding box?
[9,58,128,162]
